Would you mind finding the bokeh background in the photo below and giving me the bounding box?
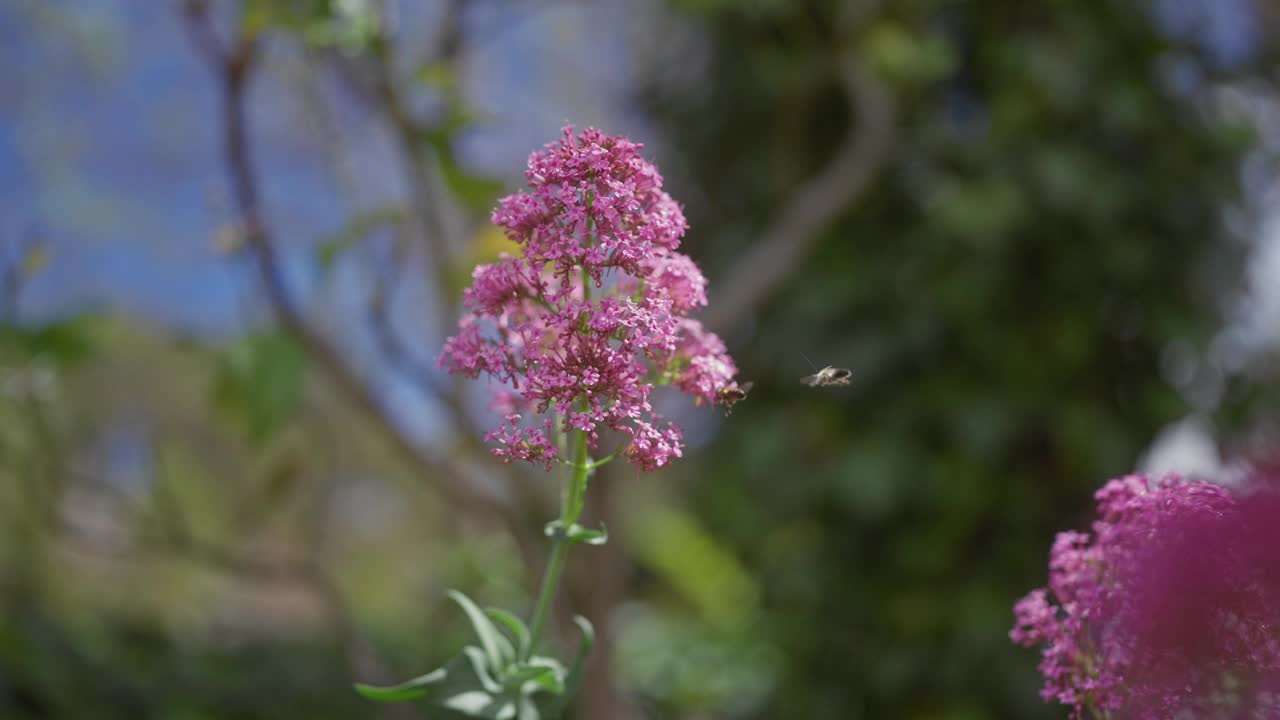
[2,1,1279,718]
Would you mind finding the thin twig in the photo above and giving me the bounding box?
[180,4,515,524]
[349,13,553,566]
[334,0,470,336]
[368,234,450,394]
[368,38,464,337]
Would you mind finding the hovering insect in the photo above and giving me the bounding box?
[717,380,754,416]
[799,352,851,387]
[801,367,851,387]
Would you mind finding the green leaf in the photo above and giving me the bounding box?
[540,616,594,717]
[354,649,529,715]
[460,646,504,695]
[352,596,575,716]
[502,664,556,688]
[517,696,540,720]
[0,316,97,366]
[441,691,511,718]
[211,332,308,445]
[417,61,457,92]
[544,521,609,546]
[486,607,531,660]
[20,242,48,278]
[863,22,956,84]
[565,616,595,696]
[449,590,514,673]
[438,155,504,212]
[353,667,447,702]
[242,0,379,51]
[630,508,758,627]
[316,205,405,273]
[440,155,499,208]
[241,0,326,35]
[570,524,608,546]
[419,115,503,212]
[520,656,567,695]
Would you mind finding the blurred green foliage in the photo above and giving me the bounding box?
[634,0,1271,718]
[212,331,309,445]
[2,0,1277,719]
[2,605,363,720]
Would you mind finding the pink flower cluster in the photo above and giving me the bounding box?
[1012,472,1280,719]
[440,127,740,471]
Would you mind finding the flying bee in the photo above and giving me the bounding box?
[717,380,754,416]
[800,367,851,387]
[799,351,851,387]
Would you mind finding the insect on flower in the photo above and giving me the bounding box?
[799,352,851,387]
[717,380,753,415]
[438,126,745,472]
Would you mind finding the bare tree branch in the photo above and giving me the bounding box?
[337,13,558,560]
[180,4,515,526]
[701,57,895,334]
[367,18,468,338]
[321,7,485,424]
[179,0,227,65]
[367,234,445,397]
[326,1,471,341]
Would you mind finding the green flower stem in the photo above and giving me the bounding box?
[525,265,595,660]
[583,452,618,472]
[526,414,590,660]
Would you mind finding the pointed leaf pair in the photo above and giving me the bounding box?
[354,650,490,706]
[355,591,594,720]
[449,590,515,673]
[544,521,609,547]
[564,616,595,699]
[486,607,532,660]
[502,661,562,695]
[355,647,515,715]
[353,667,446,702]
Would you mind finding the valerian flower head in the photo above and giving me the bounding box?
[1011,472,1280,719]
[440,126,740,471]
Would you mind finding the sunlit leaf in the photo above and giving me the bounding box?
[353,667,447,702]
[520,656,566,695]
[450,590,515,672]
[417,61,457,92]
[487,607,531,661]
[543,521,608,546]
[439,158,505,212]
[540,616,593,717]
[502,664,555,689]
[242,0,378,51]
[418,107,502,212]
[460,646,504,695]
[442,690,510,716]
[211,332,308,445]
[629,509,757,627]
[864,22,956,84]
[20,243,48,278]
[0,316,96,366]
[517,696,540,720]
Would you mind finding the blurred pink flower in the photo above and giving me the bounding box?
[1012,472,1280,718]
